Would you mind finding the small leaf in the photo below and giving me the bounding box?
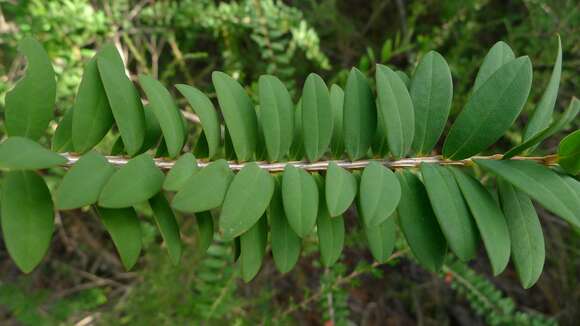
[5,37,56,141]
[163,153,198,191]
[139,75,185,158]
[329,85,345,158]
[72,57,114,153]
[450,167,511,275]
[97,43,145,156]
[396,170,447,272]
[359,161,401,226]
[558,129,580,175]
[0,137,66,170]
[139,105,163,153]
[258,75,294,161]
[410,51,453,154]
[443,57,533,159]
[172,159,233,213]
[317,179,344,267]
[376,64,415,158]
[473,41,515,92]
[343,68,376,160]
[289,99,305,160]
[364,215,396,263]
[56,151,115,210]
[270,177,301,273]
[282,164,319,237]
[98,153,164,208]
[97,207,142,270]
[302,73,333,161]
[176,84,221,159]
[212,71,258,161]
[475,159,580,227]
[219,162,275,240]
[149,192,182,265]
[195,211,214,255]
[325,161,357,217]
[1,171,54,273]
[240,215,268,282]
[420,163,478,261]
[497,179,545,289]
[52,108,74,152]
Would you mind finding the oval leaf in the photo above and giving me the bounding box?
[52,108,74,152]
[364,215,396,263]
[301,73,333,161]
[329,85,345,158]
[344,68,376,160]
[195,211,214,255]
[97,207,142,270]
[149,192,182,265]
[317,180,344,267]
[0,137,66,170]
[359,161,401,227]
[558,129,580,175]
[258,75,294,161]
[473,41,515,92]
[325,161,357,217]
[282,164,319,237]
[240,215,268,282]
[163,153,198,192]
[269,177,301,273]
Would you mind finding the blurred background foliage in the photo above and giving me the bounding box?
[0,0,579,325]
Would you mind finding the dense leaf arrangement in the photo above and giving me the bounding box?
[0,36,579,288]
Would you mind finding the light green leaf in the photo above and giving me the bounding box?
[343,68,376,160]
[396,171,447,272]
[240,215,268,282]
[410,51,453,154]
[443,57,533,159]
[52,108,74,152]
[450,167,511,275]
[219,162,275,241]
[172,159,234,213]
[212,71,258,161]
[475,159,580,227]
[359,161,401,226]
[329,85,345,158]
[0,137,66,170]
[497,179,545,289]
[473,41,515,92]
[302,73,333,161]
[72,57,114,153]
[97,43,145,156]
[317,180,344,267]
[195,211,214,255]
[5,37,56,141]
[364,215,396,263]
[56,151,115,210]
[376,64,415,158]
[1,171,54,273]
[420,164,478,261]
[258,75,294,161]
[270,177,301,273]
[282,164,319,237]
[163,153,198,191]
[149,192,182,265]
[325,161,357,217]
[97,207,142,270]
[396,70,411,88]
[176,84,221,159]
[98,153,164,208]
[558,129,580,175]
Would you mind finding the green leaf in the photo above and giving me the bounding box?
[5,37,56,141]
[376,64,415,158]
[149,192,182,265]
[329,85,345,158]
[195,211,214,255]
[172,159,234,213]
[0,137,66,170]
[359,161,401,226]
[139,105,163,153]
[497,179,545,289]
[258,75,294,161]
[558,129,580,175]
[98,153,164,208]
[343,68,376,160]
[97,43,145,156]
[523,35,562,144]
[301,73,333,161]
[364,215,396,263]
[396,171,447,272]
[450,167,511,275]
[219,162,275,240]
[72,57,114,153]
[56,151,115,210]
[289,99,305,160]
[163,153,198,191]
[504,97,579,158]
[97,207,142,270]
[443,57,533,159]
[139,75,185,158]
[410,51,453,154]
[176,84,221,159]
[240,215,268,282]
[282,164,319,237]
[317,181,344,267]
[269,177,301,273]
[325,161,357,217]
[212,71,258,161]
[396,70,410,89]
[1,171,54,273]
[473,41,515,92]
[420,164,478,261]
[52,108,74,152]
[475,159,580,227]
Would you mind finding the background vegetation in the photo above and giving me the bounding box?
[0,0,579,325]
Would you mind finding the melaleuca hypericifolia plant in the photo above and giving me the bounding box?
[0,36,579,288]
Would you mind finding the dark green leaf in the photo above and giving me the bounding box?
[139,105,163,153]
[289,99,305,160]
[325,161,357,217]
[301,73,333,161]
[359,161,401,226]
[163,153,198,191]
[195,211,214,255]
[258,75,294,161]
[558,129,580,175]
[329,85,345,158]
[317,180,344,267]
[473,41,515,92]
[52,108,74,152]
[149,192,182,265]
[270,177,301,273]
[282,164,319,237]
[343,68,376,160]
[97,207,142,270]
[0,137,66,170]
[240,215,268,282]
[364,215,396,263]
